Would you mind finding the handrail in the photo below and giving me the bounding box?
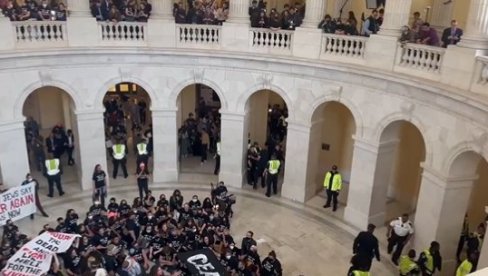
[11,21,67,47]
[249,28,294,52]
[176,24,222,48]
[321,33,368,59]
[397,43,446,73]
[98,21,146,42]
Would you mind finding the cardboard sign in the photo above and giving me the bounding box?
[2,232,80,276]
[178,249,226,276]
[0,183,36,226]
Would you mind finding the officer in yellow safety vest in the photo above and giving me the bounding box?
[263,154,280,197]
[323,165,342,212]
[43,154,64,197]
[348,260,371,276]
[112,140,128,179]
[214,138,221,175]
[418,241,442,276]
[456,253,475,276]
[399,249,420,276]
[136,137,149,169]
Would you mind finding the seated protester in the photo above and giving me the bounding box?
[141,225,155,245]
[318,14,336,33]
[37,0,51,21]
[189,195,202,209]
[173,2,186,23]
[118,254,143,276]
[118,199,131,218]
[65,209,80,233]
[143,190,156,209]
[179,203,193,223]
[261,250,282,276]
[107,197,119,218]
[169,189,184,213]
[55,2,67,21]
[251,10,268,28]
[2,1,17,21]
[78,235,95,258]
[103,244,120,275]
[2,220,19,241]
[149,231,166,261]
[55,217,69,233]
[221,248,239,273]
[128,239,149,270]
[92,227,111,254]
[91,0,108,21]
[90,200,107,217]
[64,248,82,276]
[157,194,169,208]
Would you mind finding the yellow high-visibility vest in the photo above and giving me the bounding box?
[137,143,147,155]
[268,160,280,174]
[323,171,342,191]
[45,158,60,176]
[112,144,126,160]
[422,249,434,273]
[352,271,370,276]
[456,259,473,276]
[399,255,418,275]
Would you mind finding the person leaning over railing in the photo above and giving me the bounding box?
[416,22,440,47]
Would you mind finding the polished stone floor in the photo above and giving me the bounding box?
[17,158,399,276]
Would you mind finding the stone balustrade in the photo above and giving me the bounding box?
[12,21,67,48]
[98,21,146,45]
[320,33,368,64]
[0,19,486,97]
[249,28,294,55]
[176,24,222,49]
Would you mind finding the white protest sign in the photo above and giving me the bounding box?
[2,232,80,276]
[0,183,36,226]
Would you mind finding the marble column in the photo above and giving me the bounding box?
[344,137,381,229]
[0,120,30,187]
[219,112,247,189]
[66,0,98,46]
[301,0,326,28]
[226,0,249,24]
[151,108,178,183]
[75,110,108,190]
[378,0,413,36]
[413,168,476,273]
[151,0,173,19]
[430,0,454,31]
[478,214,488,268]
[457,0,488,49]
[281,121,311,203]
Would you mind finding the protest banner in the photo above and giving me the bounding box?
[2,232,80,276]
[0,183,36,226]
[178,248,226,276]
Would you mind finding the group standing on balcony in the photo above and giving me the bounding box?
[1,0,67,21]
[173,0,229,25]
[90,0,152,22]
[248,0,304,30]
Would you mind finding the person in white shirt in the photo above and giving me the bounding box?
[387,213,414,265]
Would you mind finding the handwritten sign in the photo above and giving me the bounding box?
[2,232,80,276]
[0,183,36,226]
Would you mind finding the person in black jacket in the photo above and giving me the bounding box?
[418,241,442,275]
[318,14,336,33]
[261,250,282,276]
[353,224,380,271]
[22,173,48,219]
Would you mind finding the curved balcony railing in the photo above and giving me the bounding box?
[99,21,146,45]
[176,24,222,49]
[12,21,67,48]
[249,28,294,55]
[1,19,487,97]
[396,43,445,73]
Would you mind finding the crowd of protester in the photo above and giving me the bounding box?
[173,0,229,25]
[1,0,67,21]
[0,183,283,275]
[90,0,152,23]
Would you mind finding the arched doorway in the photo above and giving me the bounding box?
[177,84,221,175]
[22,86,79,189]
[448,151,488,271]
[370,120,426,225]
[243,90,288,193]
[102,82,152,183]
[305,101,356,212]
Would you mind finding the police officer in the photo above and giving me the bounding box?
[353,224,380,271]
[323,165,342,211]
[456,253,475,276]
[22,173,48,219]
[418,241,442,275]
[112,140,128,179]
[387,213,414,265]
[399,249,419,276]
[136,136,149,169]
[264,154,280,197]
[214,137,221,175]
[44,154,64,197]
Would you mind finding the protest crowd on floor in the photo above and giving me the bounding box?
[0,181,283,276]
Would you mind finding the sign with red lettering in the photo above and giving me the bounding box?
[1,232,80,276]
[0,183,36,226]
